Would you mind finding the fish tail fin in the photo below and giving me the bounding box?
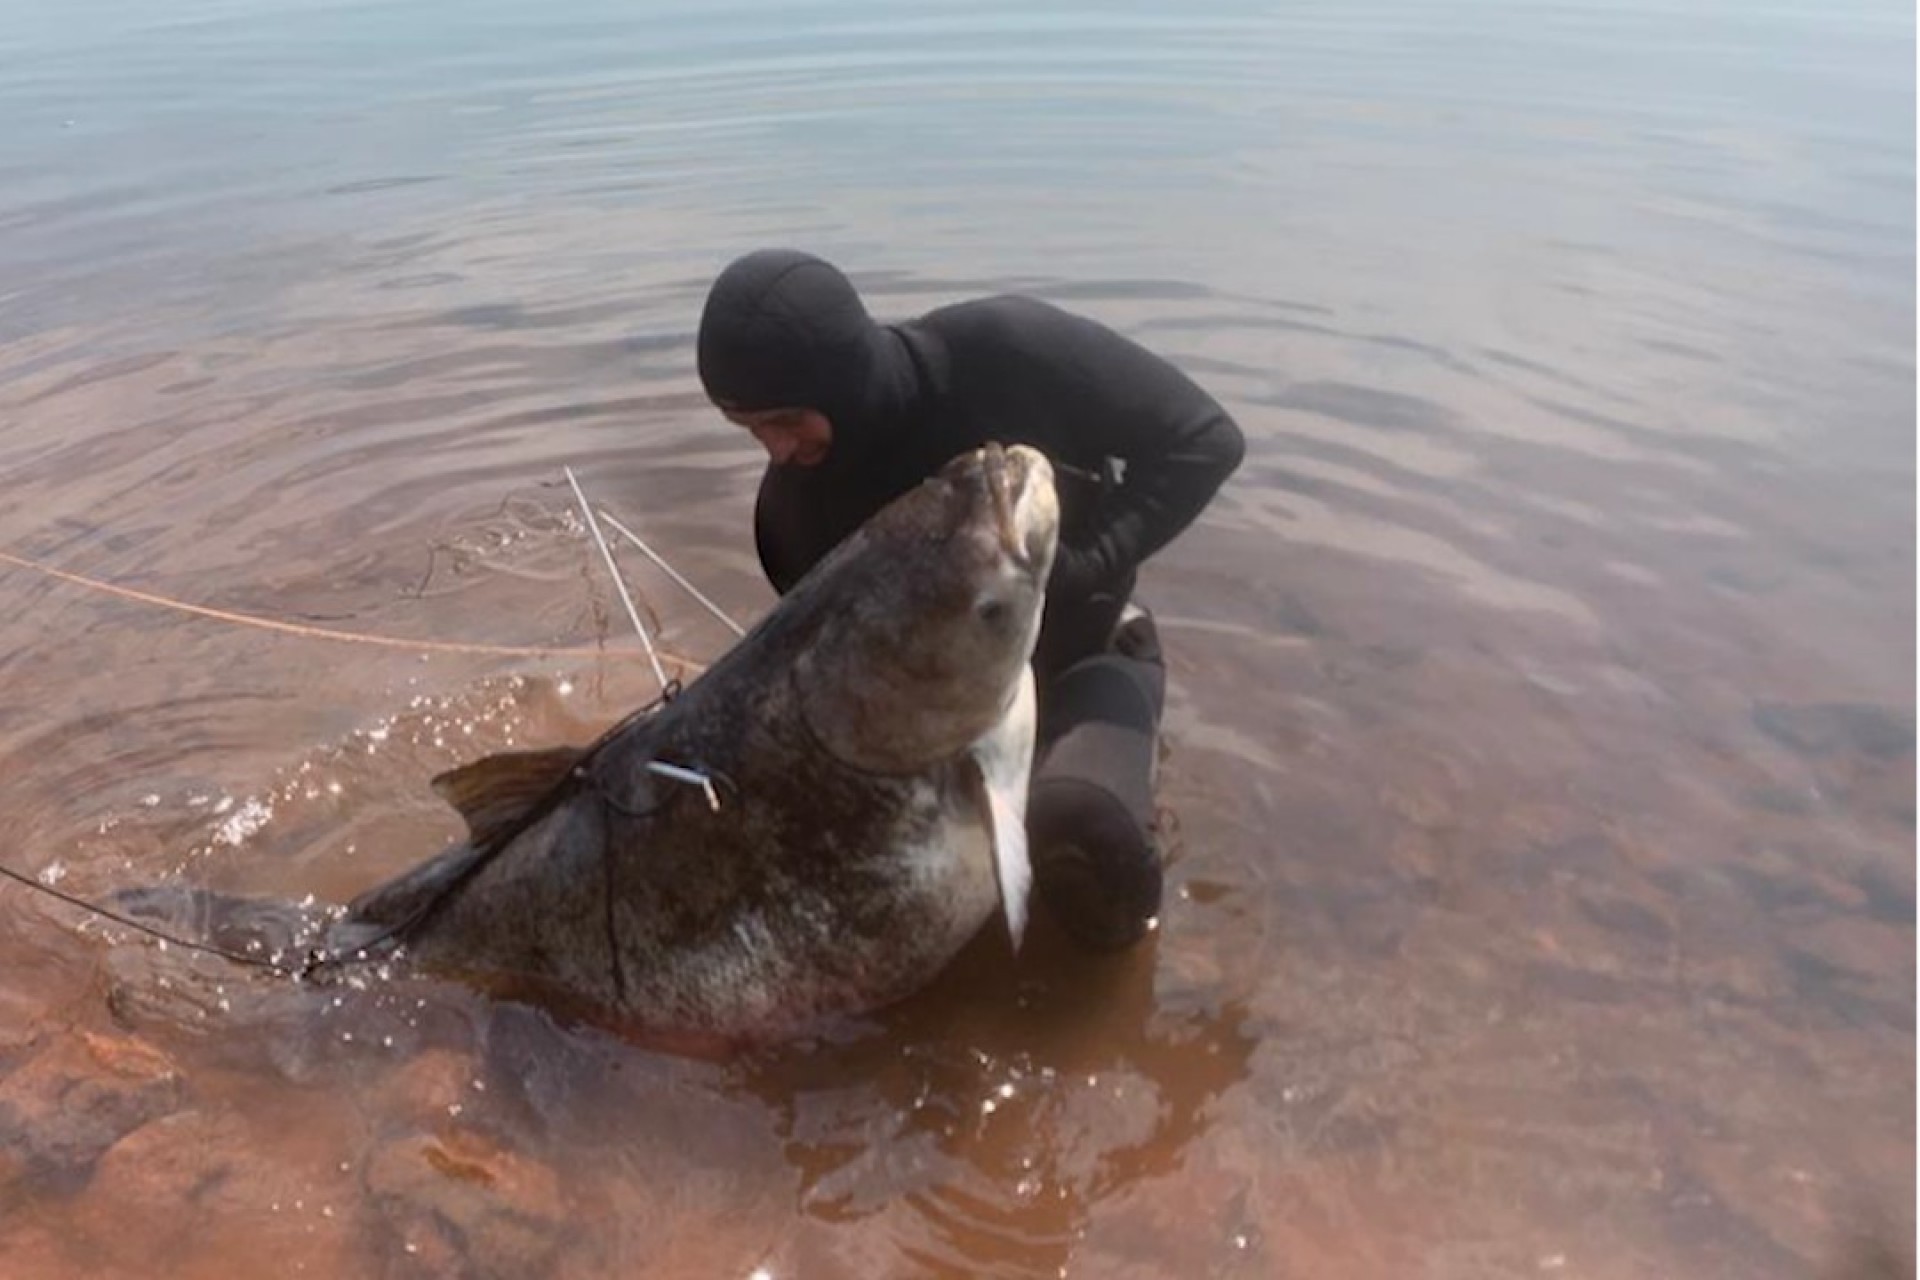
[107,883,336,965]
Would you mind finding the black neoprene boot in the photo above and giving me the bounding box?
[1027,609,1167,953]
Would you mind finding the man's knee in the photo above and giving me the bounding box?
[1028,612,1167,952]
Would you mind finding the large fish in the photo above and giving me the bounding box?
[317,442,1059,1047]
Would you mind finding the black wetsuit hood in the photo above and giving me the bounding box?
[696,249,921,470]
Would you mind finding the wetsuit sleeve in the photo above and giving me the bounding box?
[752,465,822,595]
[1004,302,1245,596]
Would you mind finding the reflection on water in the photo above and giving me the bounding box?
[729,928,1258,1277]
[0,0,1911,1276]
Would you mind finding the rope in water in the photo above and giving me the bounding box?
[0,547,706,670]
[0,861,311,976]
[0,481,740,974]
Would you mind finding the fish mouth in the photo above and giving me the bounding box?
[978,442,1056,574]
[983,444,1022,566]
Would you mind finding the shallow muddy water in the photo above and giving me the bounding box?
[0,1,1912,1276]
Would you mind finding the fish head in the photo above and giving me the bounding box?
[795,442,1059,772]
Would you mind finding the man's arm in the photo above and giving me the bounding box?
[753,465,823,595]
[1003,300,1245,598]
[752,462,865,596]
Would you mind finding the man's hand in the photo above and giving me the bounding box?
[1047,542,1107,601]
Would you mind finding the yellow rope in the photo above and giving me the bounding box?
[0,547,708,671]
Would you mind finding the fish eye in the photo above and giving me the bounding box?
[976,599,1010,627]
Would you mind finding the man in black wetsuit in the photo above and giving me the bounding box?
[696,248,1244,952]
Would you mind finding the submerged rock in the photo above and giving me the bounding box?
[0,1031,184,1196]
[363,1130,586,1280]
[81,1108,359,1278]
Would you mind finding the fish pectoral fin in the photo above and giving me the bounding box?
[978,769,1033,951]
[968,667,1038,950]
[430,745,585,847]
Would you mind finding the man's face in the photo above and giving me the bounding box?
[721,405,834,468]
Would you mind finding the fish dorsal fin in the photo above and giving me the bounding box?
[967,666,1038,950]
[430,745,586,847]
